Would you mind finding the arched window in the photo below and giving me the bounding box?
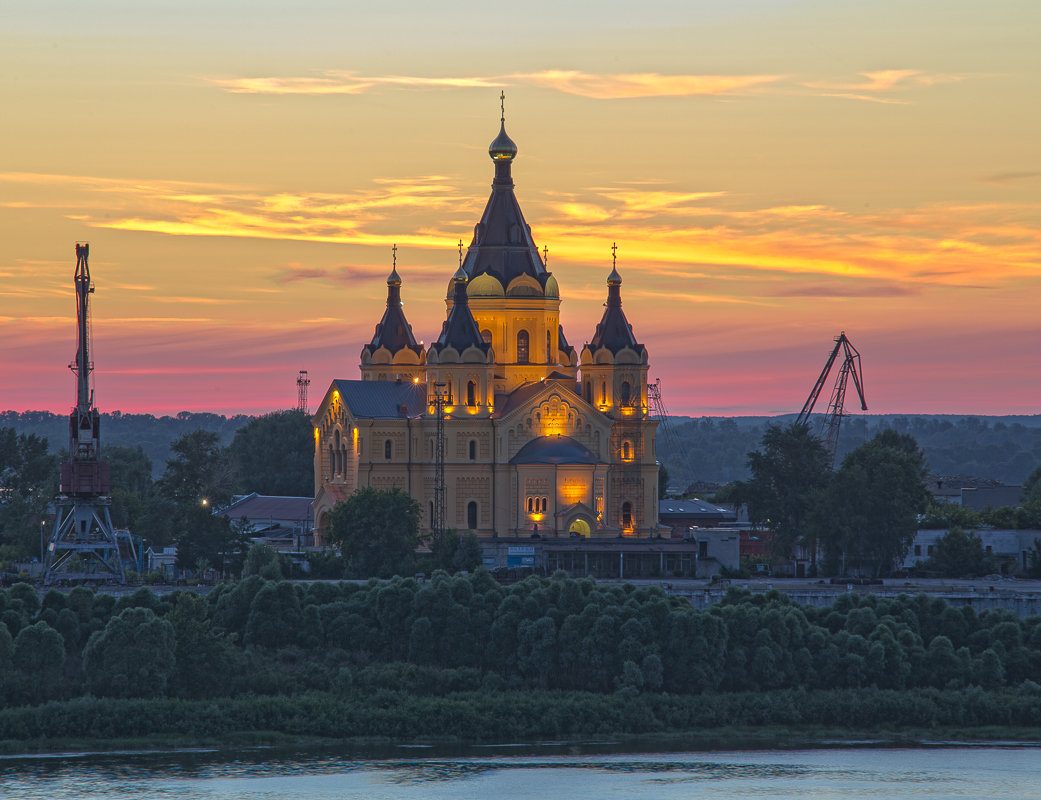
[517,329,529,364]
[481,328,493,345]
[467,501,478,530]
[622,440,632,461]
[621,381,632,404]
[430,501,435,527]
[468,439,476,460]
[622,502,633,529]
[384,439,392,460]
[540,497,547,513]
[584,381,591,402]
[328,444,335,477]
[466,380,476,406]
[546,329,552,362]
[527,497,534,513]
[601,381,607,405]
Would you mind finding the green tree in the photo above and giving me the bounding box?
[166,592,238,697]
[242,542,283,580]
[174,503,249,578]
[105,445,154,530]
[820,431,930,576]
[0,428,58,558]
[229,410,314,496]
[327,487,423,578]
[82,607,176,698]
[737,424,832,561]
[926,527,992,577]
[12,621,65,704]
[158,430,234,507]
[1024,465,1041,504]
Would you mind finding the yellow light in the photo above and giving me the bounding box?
[352,427,358,444]
[467,407,480,415]
[530,513,545,522]
[562,483,587,503]
[413,376,420,383]
[314,427,320,442]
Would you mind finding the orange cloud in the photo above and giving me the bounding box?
[208,70,784,99]
[515,70,784,98]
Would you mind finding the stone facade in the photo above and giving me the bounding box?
[312,118,659,542]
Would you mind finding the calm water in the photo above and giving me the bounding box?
[2,746,1039,799]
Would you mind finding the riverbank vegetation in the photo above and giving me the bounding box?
[2,570,1040,751]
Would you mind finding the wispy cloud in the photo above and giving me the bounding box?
[209,69,784,99]
[981,171,1041,187]
[516,70,783,99]
[207,68,967,104]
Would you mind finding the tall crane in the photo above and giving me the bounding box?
[796,332,867,467]
[44,244,126,585]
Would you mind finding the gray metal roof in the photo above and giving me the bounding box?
[333,379,427,419]
[510,435,605,465]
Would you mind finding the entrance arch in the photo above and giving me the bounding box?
[568,518,591,538]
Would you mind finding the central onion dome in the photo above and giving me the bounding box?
[488,120,517,161]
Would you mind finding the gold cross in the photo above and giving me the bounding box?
[543,245,549,267]
[458,239,464,267]
[392,243,397,268]
[500,90,505,122]
[611,241,618,268]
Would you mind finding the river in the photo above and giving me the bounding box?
[2,745,1039,799]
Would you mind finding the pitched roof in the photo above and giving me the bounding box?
[586,269,645,356]
[224,493,313,523]
[431,270,491,356]
[332,379,427,419]
[658,498,737,521]
[460,121,551,293]
[362,270,423,358]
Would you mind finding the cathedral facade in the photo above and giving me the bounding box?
[311,118,659,543]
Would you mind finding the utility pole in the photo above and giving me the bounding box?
[432,382,448,547]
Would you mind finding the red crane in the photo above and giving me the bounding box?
[44,244,126,585]
[795,332,867,466]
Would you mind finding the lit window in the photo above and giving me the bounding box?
[622,502,633,529]
[517,330,529,364]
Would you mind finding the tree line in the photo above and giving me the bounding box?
[3,569,1040,711]
[659,414,1041,488]
[0,411,314,571]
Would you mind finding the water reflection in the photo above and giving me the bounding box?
[1,746,1039,800]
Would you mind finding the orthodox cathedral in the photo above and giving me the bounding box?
[311,114,660,544]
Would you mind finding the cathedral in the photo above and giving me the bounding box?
[311,114,660,544]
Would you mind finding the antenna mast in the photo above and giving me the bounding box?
[297,370,310,414]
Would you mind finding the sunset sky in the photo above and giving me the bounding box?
[2,1,1039,418]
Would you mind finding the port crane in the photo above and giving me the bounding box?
[795,332,867,467]
[43,244,126,584]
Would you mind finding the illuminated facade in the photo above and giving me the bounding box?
[312,117,659,542]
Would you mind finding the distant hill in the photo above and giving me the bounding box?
[0,410,251,478]
[657,414,1041,489]
[5,410,1041,490]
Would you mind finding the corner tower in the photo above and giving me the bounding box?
[360,248,426,383]
[580,247,658,536]
[457,100,578,392]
